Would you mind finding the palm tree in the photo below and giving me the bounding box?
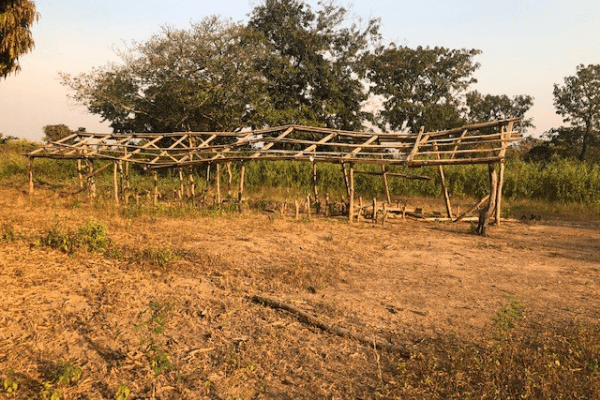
[0,0,39,78]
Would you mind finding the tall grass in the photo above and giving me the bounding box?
[2,139,600,206]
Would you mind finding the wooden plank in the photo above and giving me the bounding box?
[453,195,490,223]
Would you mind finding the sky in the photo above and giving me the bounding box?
[1,0,599,141]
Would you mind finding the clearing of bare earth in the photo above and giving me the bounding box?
[1,187,599,399]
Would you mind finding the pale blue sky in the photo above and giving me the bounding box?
[1,0,598,140]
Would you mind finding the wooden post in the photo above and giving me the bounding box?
[189,167,196,200]
[216,163,221,204]
[348,164,355,223]
[372,198,378,223]
[226,162,233,197]
[295,200,300,220]
[476,164,498,236]
[28,157,34,195]
[178,168,184,200]
[381,165,391,204]
[495,161,505,225]
[306,195,311,218]
[153,171,158,206]
[86,160,96,199]
[341,163,351,198]
[358,197,364,222]
[118,160,124,196]
[113,161,119,206]
[77,159,83,189]
[433,142,453,219]
[312,161,319,213]
[238,164,245,212]
[495,124,510,226]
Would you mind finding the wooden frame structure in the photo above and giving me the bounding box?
[28,118,521,231]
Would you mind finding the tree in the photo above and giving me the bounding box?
[365,45,481,132]
[466,91,534,131]
[553,64,600,161]
[0,0,39,78]
[43,124,71,142]
[248,0,380,130]
[61,17,267,133]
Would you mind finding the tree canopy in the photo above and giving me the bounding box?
[61,0,533,136]
[365,45,481,132]
[0,0,39,78]
[466,91,534,131]
[62,17,267,133]
[552,64,600,161]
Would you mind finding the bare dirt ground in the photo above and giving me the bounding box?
[1,187,599,399]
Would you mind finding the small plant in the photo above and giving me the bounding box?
[3,376,18,395]
[1,224,20,241]
[53,361,82,386]
[76,218,109,253]
[135,301,174,376]
[40,216,75,253]
[493,296,525,338]
[115,383,130,400]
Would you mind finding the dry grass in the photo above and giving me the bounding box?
[1,187,600,399]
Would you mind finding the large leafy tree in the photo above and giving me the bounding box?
[248,0,380,130]
[466,91,534,131]
[61,17,267,133]
[0,0,39,78]
[365,45,481,132]
[552,64,600,161]
[42,124,71,142]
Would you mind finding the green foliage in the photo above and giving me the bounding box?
[61,16,266,132]
[39,217,109,254]
[493,296,525,339]
[115,383,130,400]
[248,0,379,130]
[42,124,72,143]
[53,361,82,386]
[365,45,481,132]
[76,218,109,253]
[0,0,39,78]
[1,224,19,241]
[135,301,173,376]
[466,91,535,131]
[553,64,600,161]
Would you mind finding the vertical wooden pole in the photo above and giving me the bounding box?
[341,163,351,198]
[433,142,453,219]
[476,164,498,236]
[495,125,510,226]
[312,161,319,214]
[189,167,196,200]
[153,171,158,206]
[118,160,124,196]
[495,161,505,225]
[226,162,233,197]
[178,168,184,200]
[372,198,378,223]
[306,195,311,218]
[238,164,245,212]
[216,163,221,204]
[348,163,355,223]
[113,161,119,206]
[358,197,364,222]
[86,160,96,199]
[295,200,300,220]
[77,159,83,189]
[28,157,34,195]
[381,165,391,204]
